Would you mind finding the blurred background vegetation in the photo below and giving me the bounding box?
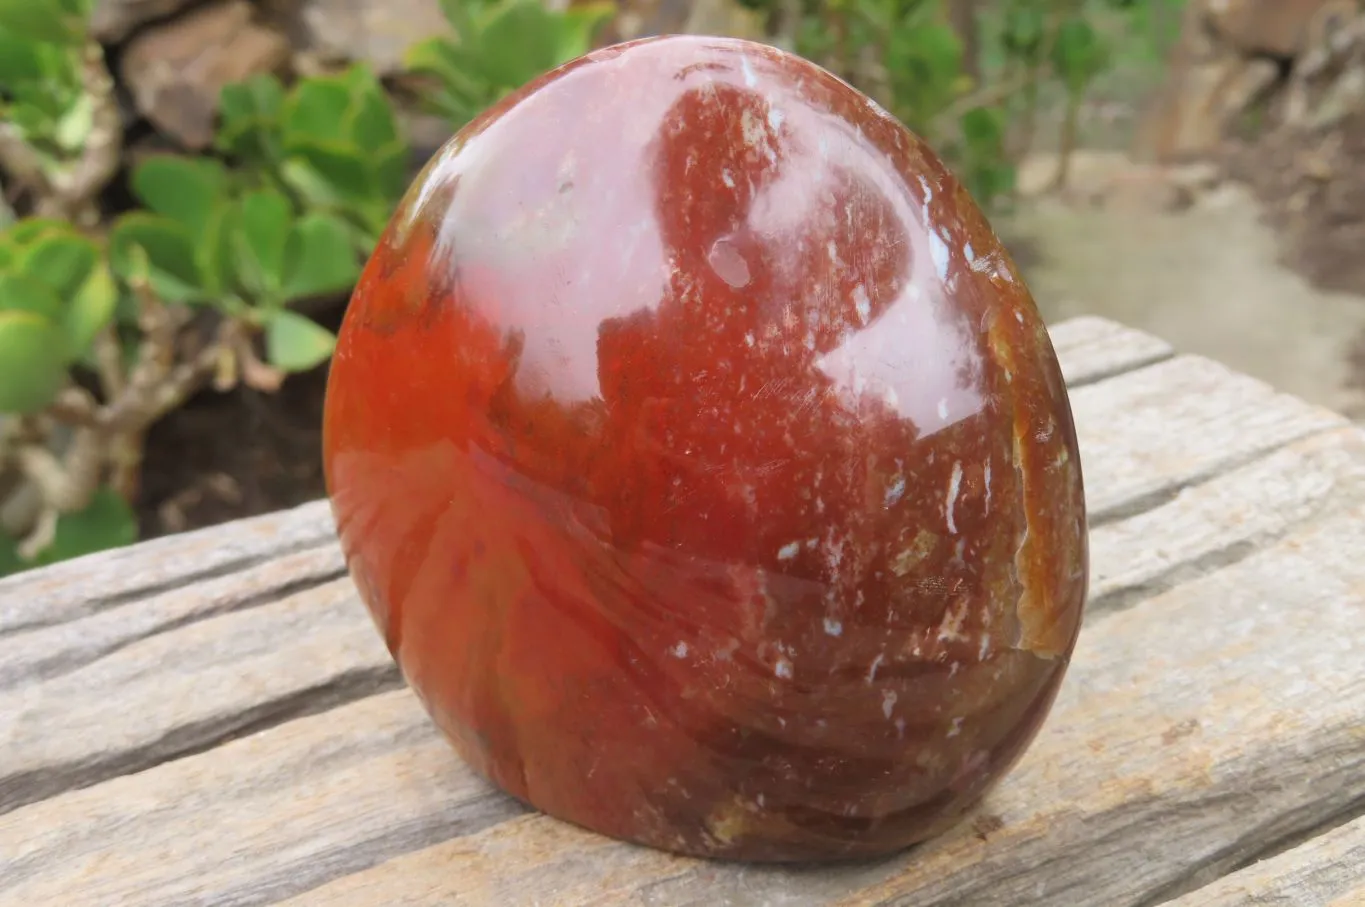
[2,0,1364,574]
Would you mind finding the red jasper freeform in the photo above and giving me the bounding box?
[322,34,1088,862]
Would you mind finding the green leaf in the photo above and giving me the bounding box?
[281,212,360,300]
[217,74,286,165]
[264,308,337,372]
[194,201,237,301]
[33,488,139,567]
[0,0,86,44]
[1002,3,1046,60]
[345,73,402,152]
[130,155,229,239]
[282,76,353,148]
[404,37,490,115]
[0,310,68,413]
[1051,16,1108,95]
[53,89,93,151]
[0,31,50,84]
[233,189,294,298]
[3,217,71,249]
[13,230,98,301]
[280,142,375,211]
[961,105,1006,154]
[64,259,116,357]
[0,273,65,320]
[554,3,613,60]
[108,213,204,303]
[476,1,566,90]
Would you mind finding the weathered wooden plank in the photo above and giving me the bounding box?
[1067,353,1343,523]
[1087,427,1365,613]
[4,427,1364,907]
[0,541,347,690]
[0,498,336,636]
[1045,314,1174,387]
[272,458,1365,907]
[0,576,397,814]
[0,691,524,907]
[1170,814,1365,907]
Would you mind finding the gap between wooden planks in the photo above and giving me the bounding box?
[1169,812,1365,907]
[1,316,1361,906]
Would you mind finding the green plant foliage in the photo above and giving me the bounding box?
[737,0,1163,207]
[215,66,409,246]
[111,151,359,370]
[0,25,90,174]
[0,0,88,46]
[0,310,68,413]
[407,0,614,129]
[0,218,115,414]
[1052,14,1108,96]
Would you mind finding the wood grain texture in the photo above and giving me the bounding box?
[1046,314,1174,387]
[4,417,1362,904]
[270,441,1365,907]
[0,691,524,907]
[1066,353,1343,523]
[0,497,336,636]
[1170,814,1365,907]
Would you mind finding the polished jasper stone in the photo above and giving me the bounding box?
[322,35,1088,862]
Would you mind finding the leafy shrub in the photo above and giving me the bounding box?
[0,0,408,575]
[406,0,615,129]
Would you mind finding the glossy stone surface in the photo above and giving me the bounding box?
[322,35,1088,862]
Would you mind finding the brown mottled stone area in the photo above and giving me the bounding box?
[322,35,1087,861]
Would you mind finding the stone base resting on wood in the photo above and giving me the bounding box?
[2,316,1364,906]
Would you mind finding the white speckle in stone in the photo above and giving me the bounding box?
[708,237,751,289]
[806,537,819,548]
[823,617,843,637]
[946,461,963,534]
[852,285,871,324]
[740,109,765,148]
[745,331,756,347]
[722,169,735,188]
[965,242,975,263]
[929,230,951,281]
[937,397,948,420]
[671,641,688,658]
[757,793,766,807]
[984,457,992,513]
[948,716,964,737]
[768,106,784,130]
[774,657,793,679]
[937,599,969,643]
[1015,310,1024,323]
[885,476,906,507]
[866,653,883,683]
[882,690,898,719]
[777,541,801,561]
[741,54,757,87]
[979,634,991,660]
